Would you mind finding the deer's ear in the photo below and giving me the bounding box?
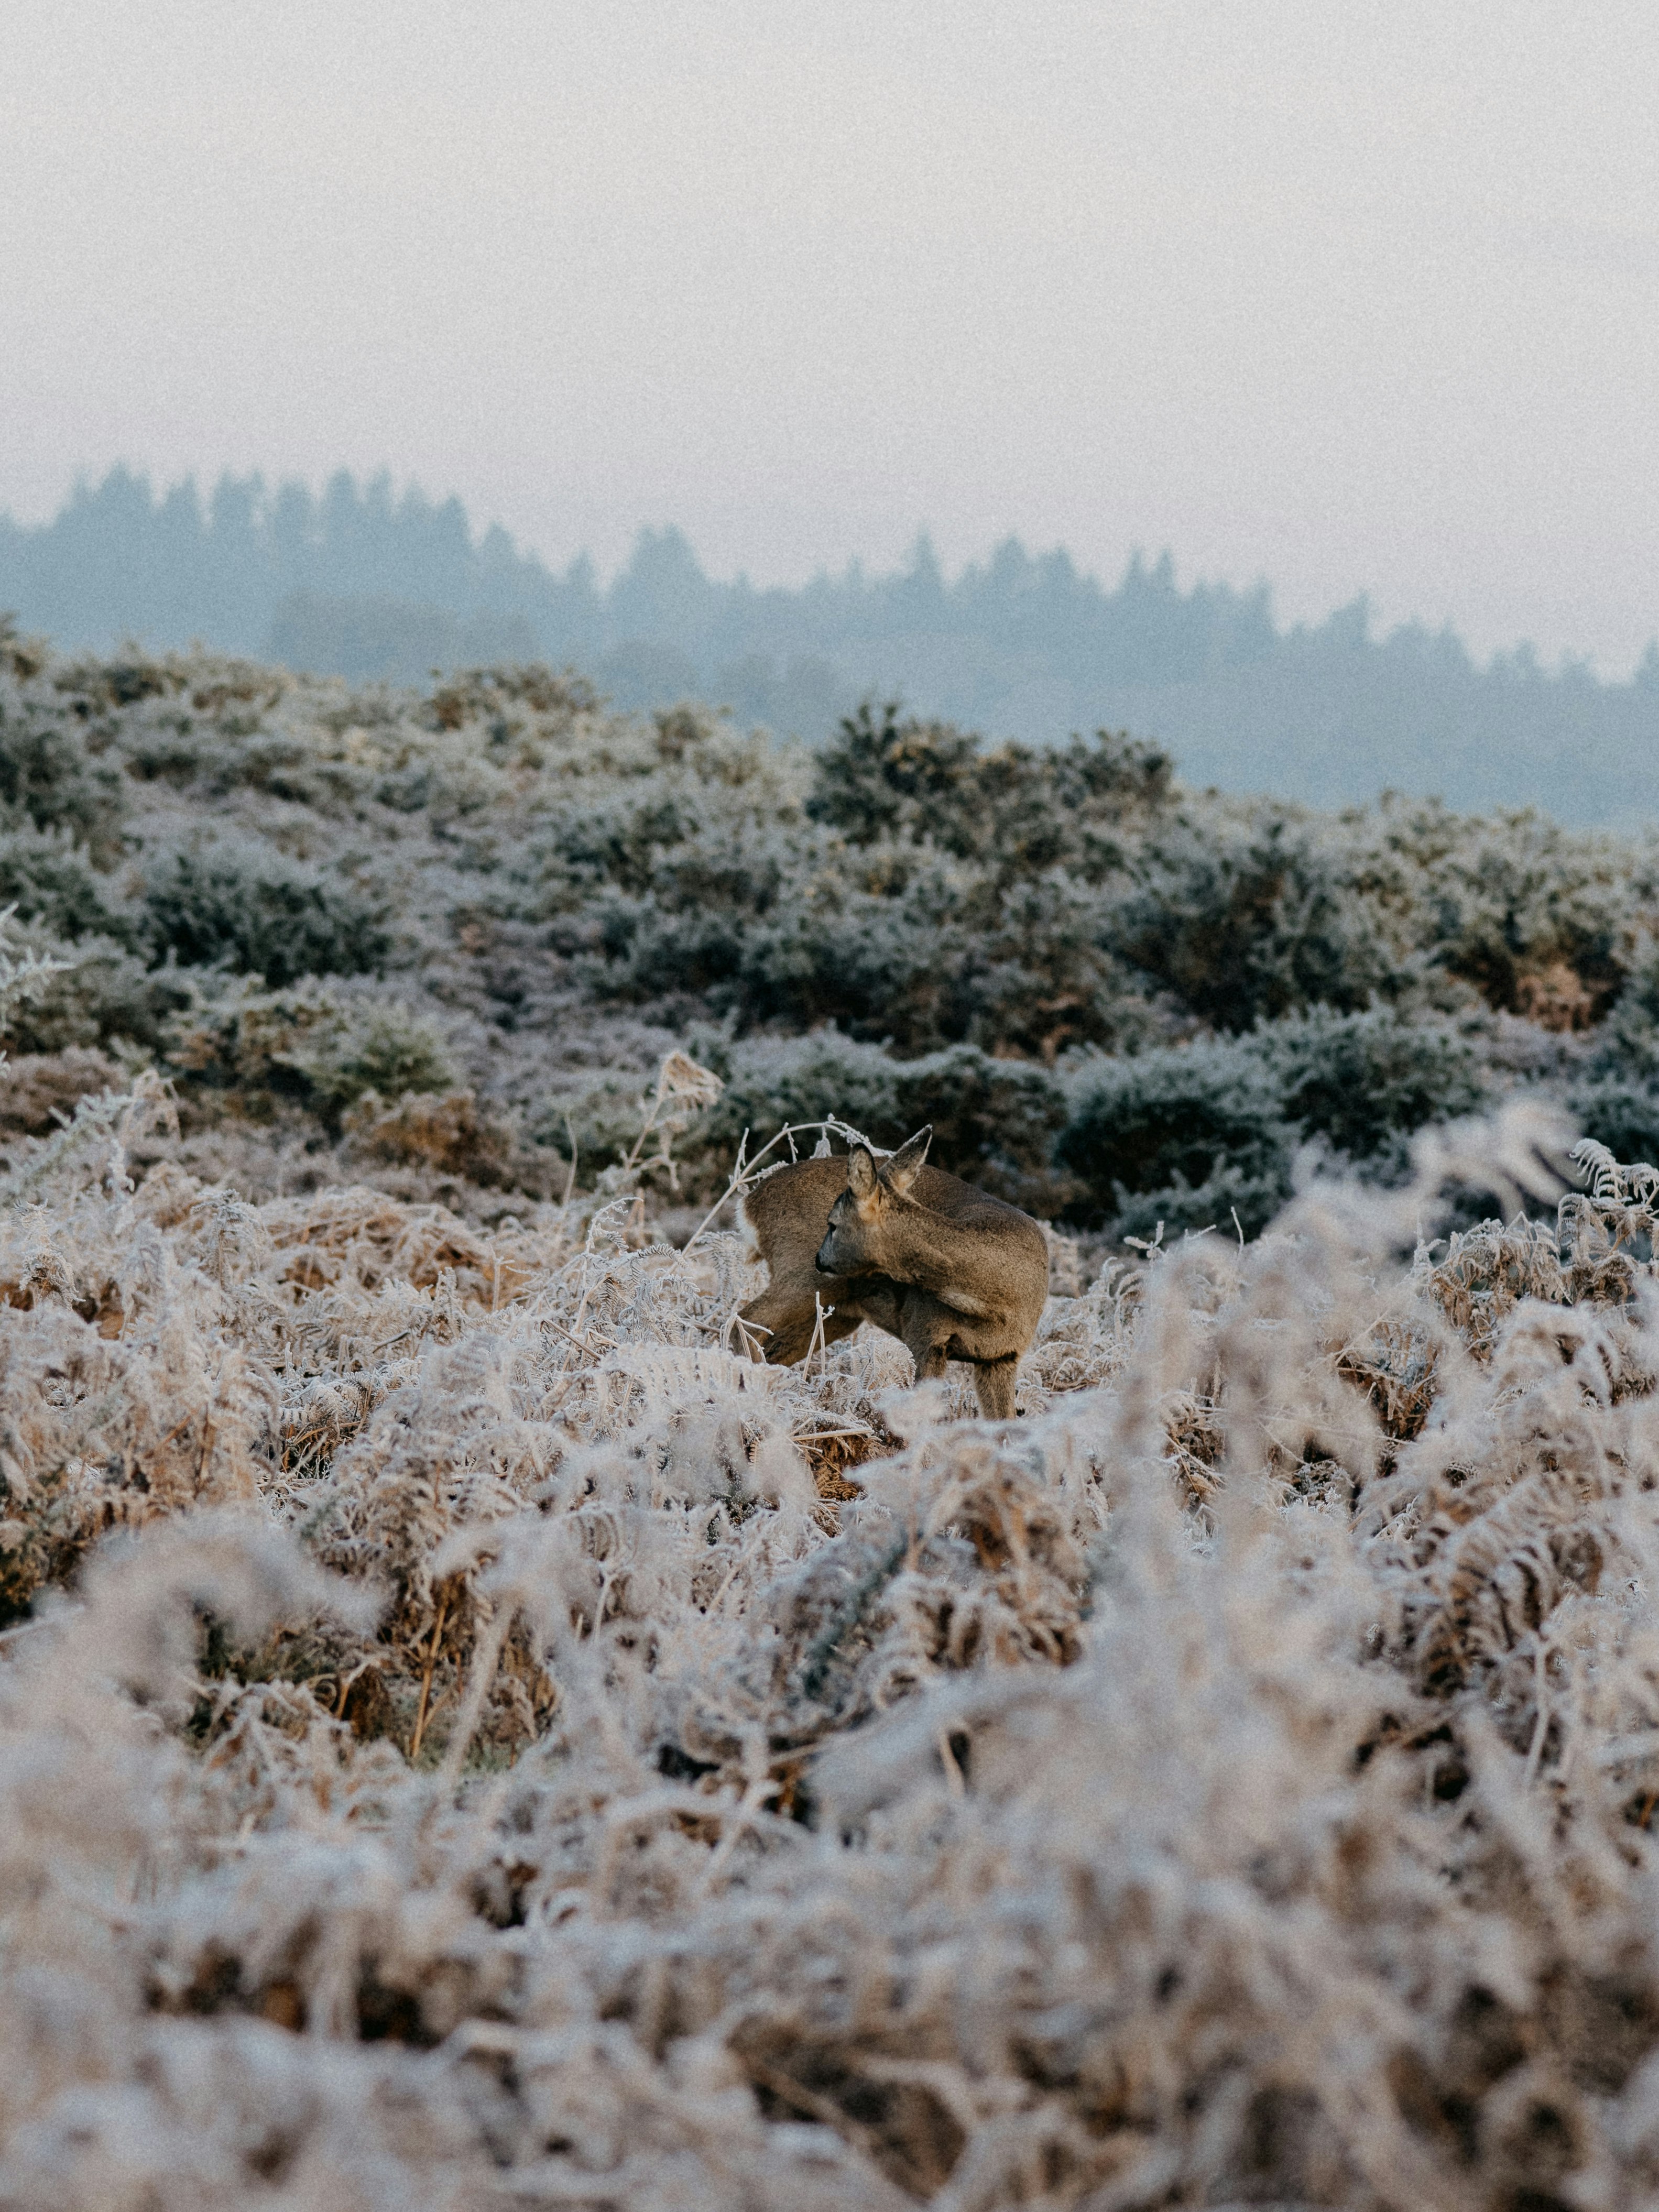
[846,1146,880,1202]
[882,1126,931,1195]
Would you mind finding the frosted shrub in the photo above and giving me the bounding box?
[0,667,127,860]
[140,838,388,984]
[1057,1032,1298,1236]
[1111,808,1413,1026]
[805,700,1173,867]
[1058,1007,1498,1238]
[0,823,138,945]
[690,1031,1069,1207]
[1,633,1655,1219]
[1250,1001,1490,1168]
[278,997,457,1110]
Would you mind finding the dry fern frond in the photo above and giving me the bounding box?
[10,1111,1659,2207]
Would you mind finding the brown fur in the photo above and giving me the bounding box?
[737,1130,1050,1418]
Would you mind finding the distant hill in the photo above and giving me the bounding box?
[4,466,1657,822]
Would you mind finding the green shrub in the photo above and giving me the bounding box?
[1055,1008,1489,1237]
[806,703,1171,877]
[163,981,454,1114]
[0,926,187,1056]
[1558,946,1659,1159]
[580,856,1144,1061]
[713,869,1008,1055]
[1408,809,1635,1018]
[279,999,456,1109]
[1056,1040,1297,1236]
[686,1031,1069,1208]
[1249,1005,1489,1173]
[0,827,138,945]
[0,672,129,853]
[1565,1072,1659,1169]
[531,792,716,908]
[1573,940,1659,1086]
[1109,815,1409,1031]
[0,679,128,863]
[140,841,388,984]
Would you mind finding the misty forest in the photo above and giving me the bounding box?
[8,582,1659,2211]
[7,467,1659,823]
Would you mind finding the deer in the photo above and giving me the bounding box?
[736,1127,1050,1418]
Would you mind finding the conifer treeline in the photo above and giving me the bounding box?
[4,466,1657,819]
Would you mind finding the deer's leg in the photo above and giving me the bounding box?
[901,1308,951,1384]
[740,1285,860,1366]
[972,1355,1021,1420]
[738,1289,814,1365]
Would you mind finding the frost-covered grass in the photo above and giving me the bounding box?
[5,1059,1659,2208]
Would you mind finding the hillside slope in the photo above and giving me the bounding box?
[1,622,1656,1240]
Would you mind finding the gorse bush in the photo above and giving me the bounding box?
[0,634,1653,1219]
[1110,813,1415,1027]
[140,840,389,985]
[805,699,1173,872]
[0,667,127,862]
[1252,1002,1490,1168]
[1552,941,1659,1169]
[0,824,138,945]
[1563,1070,1659,1171]
[1057,1007,1492,1236]
[1411,805,1639,1019]
[161,980,455,1116]
[571,834,1151,1058]
[278,997,456,1110]
[687,1030,1072,1208]
[0,923,185,1056]
[1057,1036,1300,1238]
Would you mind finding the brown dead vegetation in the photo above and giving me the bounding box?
[6,1079,1659,2208]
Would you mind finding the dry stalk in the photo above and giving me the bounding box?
[408,1593,449,1762]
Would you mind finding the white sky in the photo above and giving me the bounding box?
[4,1,1657,668]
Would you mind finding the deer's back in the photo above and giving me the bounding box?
[740,1156,850,1258]
[743,1155,1047,1277]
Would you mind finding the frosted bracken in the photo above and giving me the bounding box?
[2,1068,1658,2212]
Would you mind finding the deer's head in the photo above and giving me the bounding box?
[815,1128,931,1275]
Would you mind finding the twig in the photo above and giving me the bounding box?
[437,1609,515,1786]
[742,2057,887,2164]
[683,1116,884,1251]
[542,1312,617,1360]
[334,1655,381,1719]
[409,1594,450,1762]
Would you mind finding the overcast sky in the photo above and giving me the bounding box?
[4,1,1657,667]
